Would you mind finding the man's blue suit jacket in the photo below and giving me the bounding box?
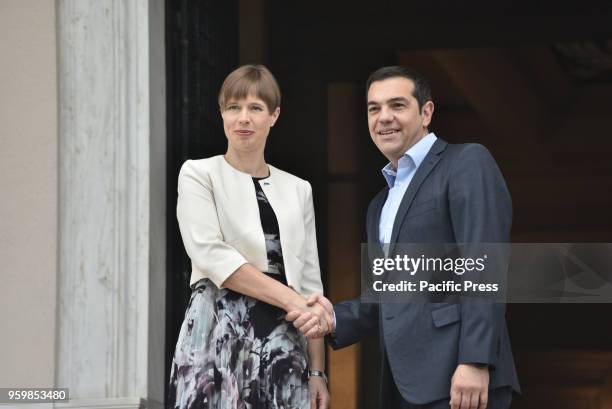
[329,138,521,405]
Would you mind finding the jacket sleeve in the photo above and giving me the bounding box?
[298,181,324,296]
[329,299,379,349]
[448,144,512,367]
[176,160,248,288]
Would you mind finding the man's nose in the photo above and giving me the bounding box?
[379,106,393,122]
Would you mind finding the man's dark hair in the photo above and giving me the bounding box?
[366,66,433,111]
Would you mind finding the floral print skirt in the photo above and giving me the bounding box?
[168,279,309,409]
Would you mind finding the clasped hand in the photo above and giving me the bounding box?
[286,294,334,339]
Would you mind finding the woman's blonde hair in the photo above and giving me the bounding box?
[218,65,281,113]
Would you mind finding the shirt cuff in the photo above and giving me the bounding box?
[331,309,337,336]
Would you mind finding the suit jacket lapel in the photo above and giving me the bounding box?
[389,139,448,254]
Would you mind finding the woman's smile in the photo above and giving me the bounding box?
[235,129,255,136]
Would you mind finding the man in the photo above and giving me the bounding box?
[287,66,520,409]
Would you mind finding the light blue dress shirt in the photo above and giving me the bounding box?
[379,132,438,251]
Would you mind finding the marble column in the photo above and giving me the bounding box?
[57,1,156,407]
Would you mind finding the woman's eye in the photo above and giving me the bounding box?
[227,105,240,111]
[251,106,263,111]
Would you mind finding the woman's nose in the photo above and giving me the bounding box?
[238,108,250,123]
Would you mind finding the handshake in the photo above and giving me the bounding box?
[286,294,334,339]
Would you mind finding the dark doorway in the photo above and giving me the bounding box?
[165,1,612,408]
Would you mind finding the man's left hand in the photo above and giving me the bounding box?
[449,364,489,409]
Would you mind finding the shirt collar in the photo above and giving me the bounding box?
[381,132,438,188]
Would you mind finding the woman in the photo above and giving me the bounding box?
[168,65,330,409]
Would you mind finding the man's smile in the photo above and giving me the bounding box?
[377,128,401,137]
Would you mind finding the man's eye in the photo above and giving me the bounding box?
[368,107,379,113]
[391,103,405,109]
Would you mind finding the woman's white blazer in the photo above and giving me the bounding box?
[177,155,323,296]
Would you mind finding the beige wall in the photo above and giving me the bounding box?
[0,0,58,387]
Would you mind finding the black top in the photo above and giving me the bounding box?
[252,177,288,285]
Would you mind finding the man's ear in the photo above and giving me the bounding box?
[421,100,434,128]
